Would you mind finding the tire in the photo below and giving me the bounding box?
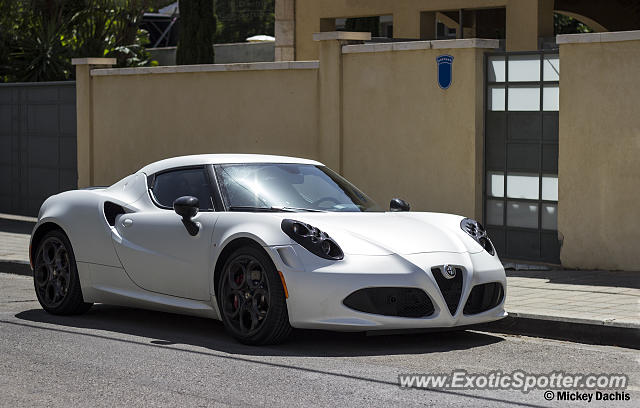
[217,245,292,345]
[33,230,93,315]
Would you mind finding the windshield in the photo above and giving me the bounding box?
[215,163,382,212]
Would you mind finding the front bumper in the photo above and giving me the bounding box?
[267,245,507,331]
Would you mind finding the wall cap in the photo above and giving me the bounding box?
[342,38,499,54]
[72,58,117,65]
[557,30,640,44]
[312,31,371,42]
[90,61,319,76]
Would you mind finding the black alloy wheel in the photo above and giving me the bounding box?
[218,245,291,345]
[33,230,92,315]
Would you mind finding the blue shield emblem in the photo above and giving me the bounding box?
[436,55,454,90]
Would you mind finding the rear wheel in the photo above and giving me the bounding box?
[218,245,291,345]
[33,230,92,315]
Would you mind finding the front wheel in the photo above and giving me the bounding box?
[218,245,292,345]
[33,230,93,315]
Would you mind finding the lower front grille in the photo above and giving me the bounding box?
[431,266,464,315]
[343,287,434,318]
[463,282,504,315]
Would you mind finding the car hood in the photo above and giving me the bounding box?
[282,212,483,255]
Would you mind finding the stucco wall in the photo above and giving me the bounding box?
[80,41,489,220]
[341,44,485,218]
[558,37,640,270]
[88,64,319,185]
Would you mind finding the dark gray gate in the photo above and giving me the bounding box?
[0,82,77,216]
[483,51,560,263]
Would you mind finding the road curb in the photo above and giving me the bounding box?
[1,261,637,349]
[477,315,640,350]
[0,261,31,277]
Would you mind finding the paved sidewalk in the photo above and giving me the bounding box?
[506,269,639,329]
[486,268,640,349]
[1,213,638,347]
[0,213,34,266]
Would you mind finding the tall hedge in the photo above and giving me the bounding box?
[176,0,216,65]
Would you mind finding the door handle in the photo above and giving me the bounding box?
[122,218,133,227]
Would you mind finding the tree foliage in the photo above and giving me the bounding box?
[215,0,274,44]
[176,0,215,65]
[1,1,73,81]
[554,13,594,35]
[0,0,158,82]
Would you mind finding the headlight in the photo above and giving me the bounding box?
[460,218,495,256]
[281,219,344,260]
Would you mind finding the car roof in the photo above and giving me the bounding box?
[137,154,324,175]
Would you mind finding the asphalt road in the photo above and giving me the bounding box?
[1,272,638,407]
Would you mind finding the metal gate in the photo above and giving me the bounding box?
[0,82,77,216]
[483,51,560,263]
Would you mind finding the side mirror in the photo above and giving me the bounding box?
[173,196,200,236]
[390,198,410,212]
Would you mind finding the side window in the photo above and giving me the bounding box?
[150,168,214,210]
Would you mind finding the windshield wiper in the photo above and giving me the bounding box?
[227,206,324,213]
[227,206,294,212]
[271,206,326,212]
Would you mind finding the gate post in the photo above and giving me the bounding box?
[274,0,295,61]
[313,32,370,173]
[72,58,115,188]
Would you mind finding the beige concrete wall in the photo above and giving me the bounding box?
[341,44,487,219]
[293,0,549,60]
[558,36,640,270]
[79,38,490,221]
[86,64,319,185]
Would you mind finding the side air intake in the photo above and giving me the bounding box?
[104,202,125,226]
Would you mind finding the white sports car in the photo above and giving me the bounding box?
[30,154,506,344]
